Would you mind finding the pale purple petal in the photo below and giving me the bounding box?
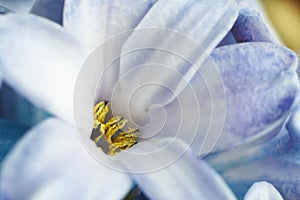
[0,118,132,200]
[244,182,283,200]
[118,139,236,200]
[232,9,277,43]
[236,0,281,43]
[209,43,299,151]
[0,14,86,124]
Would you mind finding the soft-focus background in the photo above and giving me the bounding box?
[261,0,300,55]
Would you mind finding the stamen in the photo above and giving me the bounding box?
[92,101,138,155]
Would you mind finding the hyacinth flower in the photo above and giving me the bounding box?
[0,0,299,199]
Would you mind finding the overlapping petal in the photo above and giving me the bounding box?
[232,9,276,43]
[0,14,86,124]
[127,42,299,156]
[211,42,298,151]
[63,0,158,52]
[118,139,236,200]
[167,42,299,154]
[236,0,281,43]
[0,118,132,200]
[244,182,283,200]
[112,0,238,131]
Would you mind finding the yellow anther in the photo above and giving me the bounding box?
[93,101,110,128]
[92,101,138,156]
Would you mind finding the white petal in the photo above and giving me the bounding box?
[244,182,283,200]
[0,118,132,200]
[113,0,238,127]
[0,14,86,124]
[120,0,238,75]
[64,0,158,102]
[63,0,158,52]
[117,139,236,200]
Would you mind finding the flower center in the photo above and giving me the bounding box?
[91,101,138,156]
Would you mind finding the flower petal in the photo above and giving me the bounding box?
[0,0,34,13]
[206,127,300,200]
[119,0,238,78]
[175,42,299,154]
[122,42,299,156]
[210,43,299,151]
[0,118,132,200]
[287,103,300,142]
[0,119,29,164]
[232,9,277,43]
[31,0,65,24]
[63,0,157,51]
[236,0,281,43]
[117,139,237,200]
[244,182,283,200]
[0,14,86,124]
[112,0,238,133]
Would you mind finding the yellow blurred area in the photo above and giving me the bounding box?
[261,0,300,53]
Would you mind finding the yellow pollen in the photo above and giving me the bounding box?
[92,101,138,156]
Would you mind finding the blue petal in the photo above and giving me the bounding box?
[31,0,64,24]
[0,118,29,164]
[232,9,276,43]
